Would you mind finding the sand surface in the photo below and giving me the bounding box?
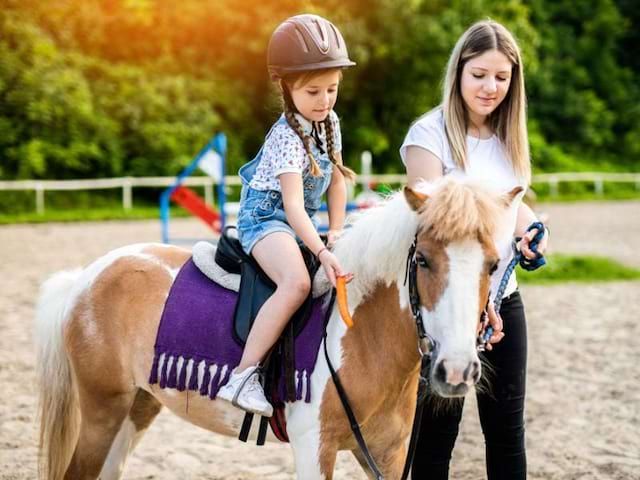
[0,201,639,479]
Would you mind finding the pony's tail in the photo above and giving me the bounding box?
[35,269,82,480]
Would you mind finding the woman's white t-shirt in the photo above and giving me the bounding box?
[400,109,526,300]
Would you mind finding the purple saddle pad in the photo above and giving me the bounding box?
[148,258,331,403]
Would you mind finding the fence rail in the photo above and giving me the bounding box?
[0,172,639,214]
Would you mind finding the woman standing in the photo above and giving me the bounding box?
[401,20,549,479]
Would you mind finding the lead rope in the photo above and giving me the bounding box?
[478,222,547,349]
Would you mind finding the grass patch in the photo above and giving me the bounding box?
[0,206,191,224]
[517,254,640,284]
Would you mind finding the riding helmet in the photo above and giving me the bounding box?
[267,14,356,80]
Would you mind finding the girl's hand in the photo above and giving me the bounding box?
[318,249,353,287]
[519,226,549,260]
[327,229,342,248]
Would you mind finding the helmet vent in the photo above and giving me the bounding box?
[309,18,330,54]
[330,25,342,50]
[293,28,310,53]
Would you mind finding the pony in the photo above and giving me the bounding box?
[36,178,521,480]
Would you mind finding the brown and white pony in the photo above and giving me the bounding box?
[36,178,521,480]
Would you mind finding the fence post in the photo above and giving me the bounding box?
[204,178,214,207]
[549,176,559,196]
[594,178,604,196]
[36,183,45,215]
[122,177,132,210]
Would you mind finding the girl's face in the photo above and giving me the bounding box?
[289,69,341,122]
[460,49,513,125]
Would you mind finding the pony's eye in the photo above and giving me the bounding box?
[489,261,499,274]
[416,254,430,269]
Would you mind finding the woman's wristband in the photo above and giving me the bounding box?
[316,247,329,259]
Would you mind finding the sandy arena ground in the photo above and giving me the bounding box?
[0,200,639,479]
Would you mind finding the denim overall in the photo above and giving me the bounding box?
[237,115,334,254]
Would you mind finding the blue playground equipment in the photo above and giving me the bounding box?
[160,133,227,244]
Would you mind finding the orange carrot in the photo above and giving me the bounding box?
[336,276,354,328]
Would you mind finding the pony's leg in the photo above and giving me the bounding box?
[64,390,136,480]
[99,390,162,479]
[350,449,377,480]
[354,443,407,480]
[290,430,336,480]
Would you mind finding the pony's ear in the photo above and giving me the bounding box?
[502,186,524,207]
[404,186,429,211]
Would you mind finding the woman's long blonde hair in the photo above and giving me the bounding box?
[441,20,531,183]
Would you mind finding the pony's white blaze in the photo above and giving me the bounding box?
[426,240,484,381]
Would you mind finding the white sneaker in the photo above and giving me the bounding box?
[217,366,274,417]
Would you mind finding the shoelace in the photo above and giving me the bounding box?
[243,373,263,393]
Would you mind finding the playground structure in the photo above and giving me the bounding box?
[160,134,227,244]
[160,135,383,244]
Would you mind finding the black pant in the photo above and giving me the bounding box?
[411,291,527,480]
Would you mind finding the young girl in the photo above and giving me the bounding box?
[217,14,356,417]
[400,21,549,479]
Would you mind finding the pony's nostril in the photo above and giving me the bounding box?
[435,360,447,384]
[463,360,481,383]
[472,360,481,383]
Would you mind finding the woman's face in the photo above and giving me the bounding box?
[460,49,513,124]
[290,69,341,123]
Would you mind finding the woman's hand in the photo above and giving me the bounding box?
[484,303,505,350]
[519,226,549,260]
[318,249,353,287]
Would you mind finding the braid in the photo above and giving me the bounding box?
[324,115,356,182]
[281,83,322,177]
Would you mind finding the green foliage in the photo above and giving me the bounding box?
[525,0,640,169]
[0,0,638,184]
[517,254,640,284]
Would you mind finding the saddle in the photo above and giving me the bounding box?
[214,226,321,345]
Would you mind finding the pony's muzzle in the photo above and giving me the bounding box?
[432,358,481,397]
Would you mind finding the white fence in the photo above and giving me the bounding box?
[0,172,639,214]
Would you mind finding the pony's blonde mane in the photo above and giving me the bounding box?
[417,178,501,243]
[333,178,504,300]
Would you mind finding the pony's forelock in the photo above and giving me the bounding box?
[417,178,501,243]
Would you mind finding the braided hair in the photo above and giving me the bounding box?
[280,78,356,181]
[323,114,356,181]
